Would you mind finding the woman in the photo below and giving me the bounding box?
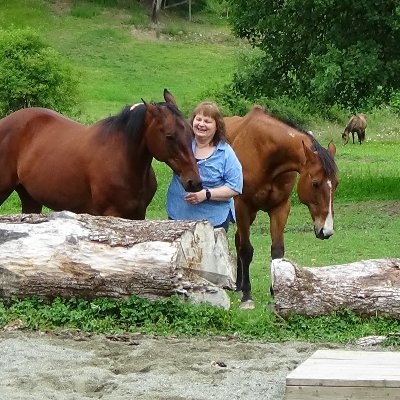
[166,101,243,231]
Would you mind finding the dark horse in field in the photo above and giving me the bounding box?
[0,89,202,218]
[225,106,339,308]
[342,113,367,145]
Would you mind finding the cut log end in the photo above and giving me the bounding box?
[271,257,400,317]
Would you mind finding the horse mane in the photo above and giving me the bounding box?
[265,110,338,178]
[99,102,183,141]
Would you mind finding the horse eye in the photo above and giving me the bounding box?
[166,135,175,142]
[312,180,320,188]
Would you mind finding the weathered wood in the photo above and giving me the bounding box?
[271,258,400,317]
[285,350,400,400]
[0,212,236,309]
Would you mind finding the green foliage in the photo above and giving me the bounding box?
[0,28,80,117]
[2,297,400,343]
[227,0,400,110]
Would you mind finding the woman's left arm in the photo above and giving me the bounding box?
[184,186,238,204]
[206,185,239,201]
[184,144,243,205]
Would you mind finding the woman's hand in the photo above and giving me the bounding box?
[184,189,207,205]
[184,186,239,205]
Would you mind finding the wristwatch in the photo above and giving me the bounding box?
[205,189,211,201]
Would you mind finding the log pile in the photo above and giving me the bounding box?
[0,212,237,309]
[271,257,400,317]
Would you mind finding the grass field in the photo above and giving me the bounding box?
[0,0,399,342]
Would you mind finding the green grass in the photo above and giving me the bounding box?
[1,0,236,119]
[0,0,400,343]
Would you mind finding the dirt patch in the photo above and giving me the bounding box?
[0,331,377,400]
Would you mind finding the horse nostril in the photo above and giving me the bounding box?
[314,226,326,240]
[187,180,203,192]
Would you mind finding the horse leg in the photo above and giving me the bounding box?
[352,131,355,144]
[234,199,257,308]
[269,199,291,259]
[268,199,291,296]
[269,203,290,260]
[15,185,43,213]
[0,172,18,208]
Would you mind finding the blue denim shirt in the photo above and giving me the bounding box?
[166,139,243,227]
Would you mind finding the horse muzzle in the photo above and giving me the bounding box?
[314,226,334,240]
[184,180,203,193]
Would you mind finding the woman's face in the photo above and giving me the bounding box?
[192,113,217,143]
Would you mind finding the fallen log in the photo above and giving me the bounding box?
[271,258,400,317]
[0,212,237,309]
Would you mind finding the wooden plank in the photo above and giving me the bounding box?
[286,350,400,388]
[286,386,400,400]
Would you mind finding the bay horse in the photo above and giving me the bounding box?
[342,113,367,145]
[225,106,339,308]
[0,89,202,218]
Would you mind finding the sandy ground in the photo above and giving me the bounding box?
[0,330,366,400]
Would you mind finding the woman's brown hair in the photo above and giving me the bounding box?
[190,101,229,146]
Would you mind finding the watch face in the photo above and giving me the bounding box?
[206,189,211,200]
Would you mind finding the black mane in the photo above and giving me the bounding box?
[99,102,183,141]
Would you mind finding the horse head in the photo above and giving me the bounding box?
[142,89,203,193]
[297,140,339,240]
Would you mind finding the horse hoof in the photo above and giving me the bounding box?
[239,300,255,310]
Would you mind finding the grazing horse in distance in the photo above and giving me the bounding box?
[225,106,339,308]
[0,89,202,219]
[342,113,367,145]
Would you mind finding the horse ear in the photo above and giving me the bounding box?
[302,141,318,164]
[163,89,177,106]
[327,140,336,158]
[144,102,162,119]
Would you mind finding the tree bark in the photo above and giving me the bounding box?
[0,212,236,309]
[152,0,163,23]
[271,258,400,317]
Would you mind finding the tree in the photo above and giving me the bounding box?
[0,28,79,117]
[152,0,163,23]
[227,0,400,109]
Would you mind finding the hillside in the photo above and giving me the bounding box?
[1,0,238,119]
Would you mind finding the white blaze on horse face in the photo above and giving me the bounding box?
[322,179,334,236]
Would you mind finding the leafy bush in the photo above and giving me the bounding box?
[0,28,80,117]
[227,0,400,110]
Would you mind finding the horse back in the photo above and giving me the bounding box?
[0,107,85,149]
[346,113,367,131]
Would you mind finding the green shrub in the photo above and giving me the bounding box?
[0,28,80,117]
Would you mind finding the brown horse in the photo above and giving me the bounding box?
[225,106,339,308]
[342,113,367,145]
[0,89,202,218]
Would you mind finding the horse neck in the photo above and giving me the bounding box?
[267,131,313,176]
[128,138,153,170]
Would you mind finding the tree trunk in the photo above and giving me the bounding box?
[271,258,400,317]
[0,212,236,309]
[152,0,163,23]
